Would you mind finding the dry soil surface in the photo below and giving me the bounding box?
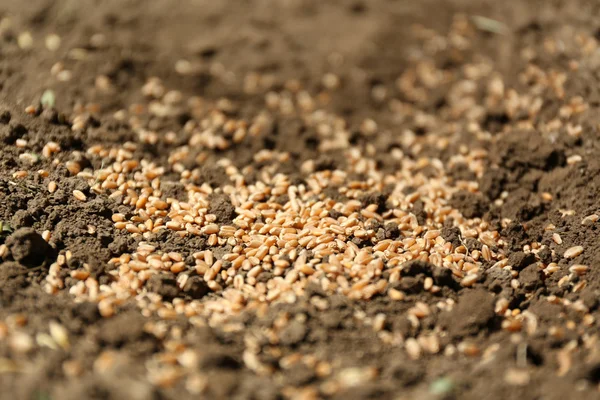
[2,1,600,399]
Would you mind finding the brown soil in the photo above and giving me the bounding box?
[2,0,600,399]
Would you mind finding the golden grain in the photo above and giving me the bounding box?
[564,246,583,259]
[73,190,87,201]
[569,264,589,276]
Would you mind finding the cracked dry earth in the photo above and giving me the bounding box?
[2,0,600,399]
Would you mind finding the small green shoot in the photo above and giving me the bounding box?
[471,15,509,35]
[34,390,52,400]
[430,377,455,395]
[40,89,56,109]
[0,221,13,236]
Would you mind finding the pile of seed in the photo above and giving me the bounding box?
[34,76,520,387]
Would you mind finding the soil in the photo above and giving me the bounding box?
[2,0,600,399]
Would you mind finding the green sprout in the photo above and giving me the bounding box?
[40,89,56,109]
[0,221,13,236]
[471,15,509,35]
[34,391,52,400]
[430,377,455,396]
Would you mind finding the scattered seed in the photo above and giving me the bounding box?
[581,214,599,225]
[45,34,61,51]
[569,264,589,276]
[504,368,530,386]
[552,233,562,245]
[405,338,421,360]
[73,190,87,202]
[49,321,70,350]
[372,313,386,332]
[563,246,583,259]
[460,274,478,287]
[17,31,33,49]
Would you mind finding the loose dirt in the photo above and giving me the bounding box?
[2,0,600,399]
